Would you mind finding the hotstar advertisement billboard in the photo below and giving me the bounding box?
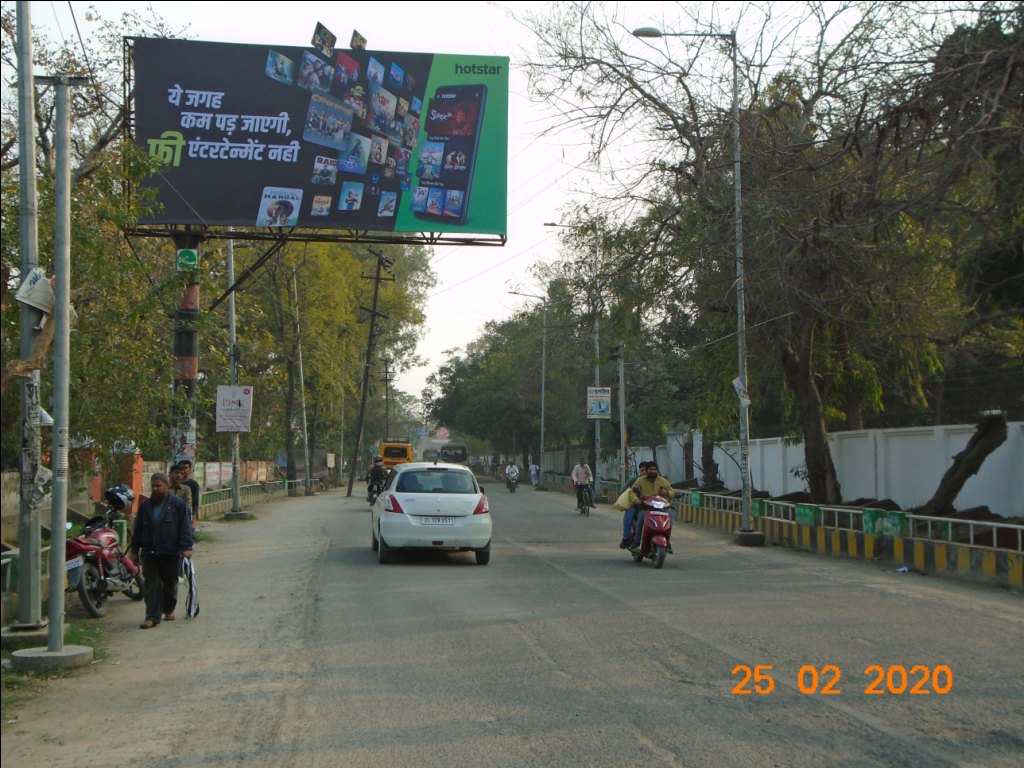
[132,37,508,235]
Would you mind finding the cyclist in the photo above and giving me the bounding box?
[571,457,594,510]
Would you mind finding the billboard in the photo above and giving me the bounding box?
[132,37,508,236]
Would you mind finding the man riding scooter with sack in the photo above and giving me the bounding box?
[620,462,674,550]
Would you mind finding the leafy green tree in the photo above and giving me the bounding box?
[522,1,1022,504]
[1,4,436,480]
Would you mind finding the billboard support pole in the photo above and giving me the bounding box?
[172,232,202,465]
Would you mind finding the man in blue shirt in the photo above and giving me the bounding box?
[129,472,193,629]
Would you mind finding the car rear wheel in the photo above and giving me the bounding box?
[475,543,491,565]
[371,524,379,551]
[377,527,392,564]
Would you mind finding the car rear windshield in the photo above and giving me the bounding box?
[396,470,476,494]
[438,445,468,463]
[383,446,411,458]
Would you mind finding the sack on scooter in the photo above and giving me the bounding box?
[613,488,637,512]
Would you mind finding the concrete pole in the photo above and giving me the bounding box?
[346,250,390,496]
[12,74,95,672]
[292,269,313,495]
[46,76,74,651]
[539,303,547,488]
[15,0,43,631]
[227,236,245,516]
[730,32,754,533]
[593,237,601,496]
[618,348,626,488]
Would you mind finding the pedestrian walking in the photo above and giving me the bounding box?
[128,472,193,629]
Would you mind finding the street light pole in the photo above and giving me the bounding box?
[633,26,763,545]
[545,221,602,497]
[509,291,547,488]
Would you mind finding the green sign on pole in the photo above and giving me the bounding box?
[176,248,198,271]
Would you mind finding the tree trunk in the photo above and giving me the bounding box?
[701,438,720,488]
[780,328,842,504]
[919,413,1008,517]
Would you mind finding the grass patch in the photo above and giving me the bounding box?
[1,618,106,725]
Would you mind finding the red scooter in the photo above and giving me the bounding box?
[627,495,674,569]
[65,485,144,617]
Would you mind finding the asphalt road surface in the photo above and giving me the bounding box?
[3,483,1022,768]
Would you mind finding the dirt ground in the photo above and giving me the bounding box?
[2,492,322,767]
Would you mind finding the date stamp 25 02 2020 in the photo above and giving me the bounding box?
[731,664,953,696]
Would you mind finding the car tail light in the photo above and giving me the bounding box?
[384,494,405,514]
[473,495,489,515]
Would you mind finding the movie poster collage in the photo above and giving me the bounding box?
[258,26,427,227]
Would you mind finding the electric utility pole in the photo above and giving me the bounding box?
[346,250,393,496]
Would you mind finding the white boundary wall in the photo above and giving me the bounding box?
[687,422,1023,519]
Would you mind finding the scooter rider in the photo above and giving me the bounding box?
[620,462,674,549]
[366,455,387,490]
[505,461,520,489]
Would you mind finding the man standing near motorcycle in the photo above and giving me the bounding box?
[620,462,674,549]
[128,472,193,629]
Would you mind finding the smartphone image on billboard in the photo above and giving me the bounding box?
[411,84,486,225]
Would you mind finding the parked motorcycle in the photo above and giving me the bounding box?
[65,485,144,617]
[626,495,674,569]
[506,474,519,493]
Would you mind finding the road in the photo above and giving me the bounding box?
[3,482,1022,767]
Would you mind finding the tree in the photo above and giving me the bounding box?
[522,1,1022,503]
[1,4,436,477]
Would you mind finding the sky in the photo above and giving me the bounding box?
[24,1,675,400]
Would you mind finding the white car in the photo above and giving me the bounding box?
[371,462,492,565]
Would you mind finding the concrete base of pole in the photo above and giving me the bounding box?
[224,510,250,520]
[1,623,49,652]
[733,529,766,547]
[11,644,93,672]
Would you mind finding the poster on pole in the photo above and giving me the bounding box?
[216,385,254,432]
[587,387,612,420]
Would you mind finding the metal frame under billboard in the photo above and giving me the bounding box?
[124,37,508,246]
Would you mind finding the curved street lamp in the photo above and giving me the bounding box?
[632,26,763,546]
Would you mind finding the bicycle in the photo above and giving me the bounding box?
[575,483,593,516]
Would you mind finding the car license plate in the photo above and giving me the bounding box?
[65,555,83,570]
[421,516,455,526]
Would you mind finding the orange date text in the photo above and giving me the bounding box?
[730,664,953,696]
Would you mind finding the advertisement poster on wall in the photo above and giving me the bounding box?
[132,37,508,236]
